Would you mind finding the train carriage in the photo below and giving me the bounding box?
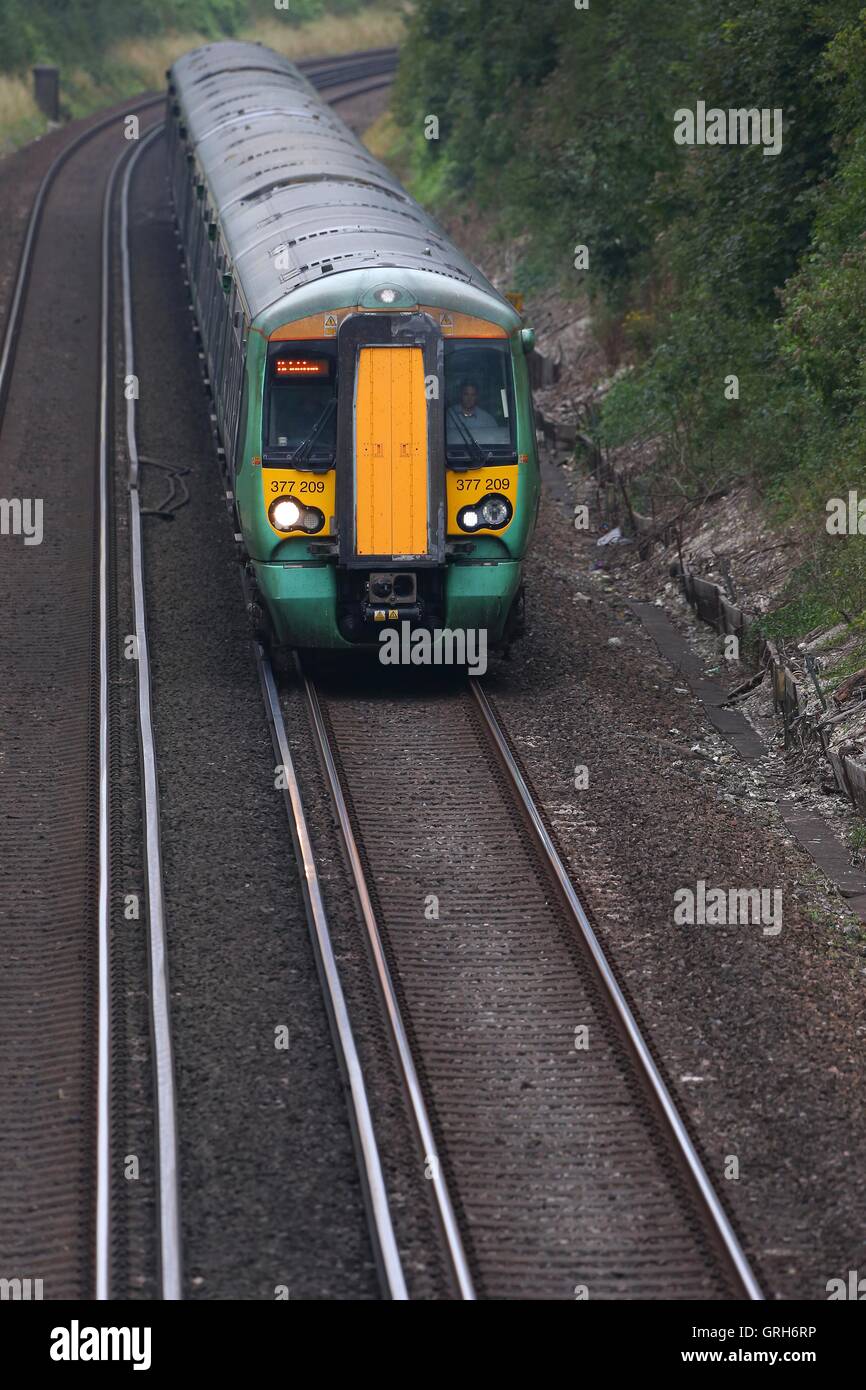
[166,41,539,650]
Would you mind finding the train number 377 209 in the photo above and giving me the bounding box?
[269,479,327,493]
[455,477,511,491]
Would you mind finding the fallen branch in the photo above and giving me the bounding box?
[723,669,766,705]
[833,667,866,707]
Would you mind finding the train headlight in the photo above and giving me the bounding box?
[362,283,416,309]
[268,497,326,535]
[270,498,302,530]
[457,494,513,533]
[457,505,481,532]
[480,494,512,529]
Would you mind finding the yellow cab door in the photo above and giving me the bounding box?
[354,345,429,557]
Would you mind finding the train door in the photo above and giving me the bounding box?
[335,312,445,566]
[354,346,428,557]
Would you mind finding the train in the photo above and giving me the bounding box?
[166,41,539,652]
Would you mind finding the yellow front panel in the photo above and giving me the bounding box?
[262,466,335,536]
[355,346,428,556]
[447,465,519,535]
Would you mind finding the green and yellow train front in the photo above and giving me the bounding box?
[234,269,539,649]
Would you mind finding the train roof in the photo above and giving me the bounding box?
[169,41,514,327]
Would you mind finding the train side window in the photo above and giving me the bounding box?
[211,276,229,400]
[233,369,249,478]
[190,213,204,281]
[217,285,238,426]
[225,340,241,453]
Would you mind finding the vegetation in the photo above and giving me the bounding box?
[0,1,378,74]
[0,0,406,149]
[394,1,866,637]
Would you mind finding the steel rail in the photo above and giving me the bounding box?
[298,47,398,74]
[256,651,409,1300]
[96,131,155,1304]
[469,679,764,1302]
[297,57,398,88]
[119,121,184,1300]
[300,670,477,1301]
[328,77,396,106]
[0,94,164,425]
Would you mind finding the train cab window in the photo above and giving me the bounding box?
[444,340,516,463]
[264,343,337,464]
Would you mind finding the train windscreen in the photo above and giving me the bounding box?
[264,343,337,462]
[444,340,516,462]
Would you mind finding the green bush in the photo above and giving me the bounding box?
[395,0,866,633]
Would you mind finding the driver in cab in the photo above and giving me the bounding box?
[456,380,495,430]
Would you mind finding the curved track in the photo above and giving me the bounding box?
[0,50,397,1302]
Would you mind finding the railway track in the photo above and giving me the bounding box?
[262,658,764,1299]
[0,43,764,1301]
[0,50,397,1302]
[0,91,166,1304]
[298,47,398,92]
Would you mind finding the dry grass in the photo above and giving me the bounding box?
[239,7,406,61]
[66,67,104,107]
[0,73,44,152]
[110,5,406,93]
[361,107,398,159]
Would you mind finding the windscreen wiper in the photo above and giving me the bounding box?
[293,397,337,464]
[447,405,487,465]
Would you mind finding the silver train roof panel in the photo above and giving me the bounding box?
[223,183,444,279]
[232,202,450,271]
[169,41,508,322]
[171,40,307,88]
[203,129,396,212]
[195,107,347,156]
[184,83,324,146]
